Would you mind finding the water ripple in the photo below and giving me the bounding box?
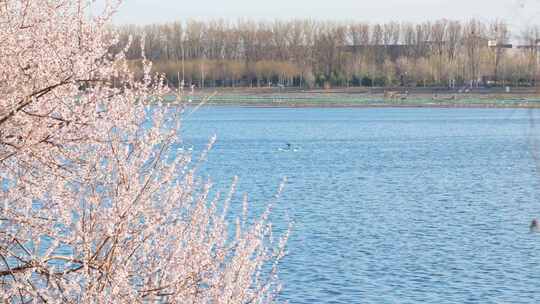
[185,107,540,303]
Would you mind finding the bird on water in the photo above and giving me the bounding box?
[530,219,539,232]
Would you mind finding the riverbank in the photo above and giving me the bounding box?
[170,87,540,108]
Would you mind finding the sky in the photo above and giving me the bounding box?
[112,0,540,28]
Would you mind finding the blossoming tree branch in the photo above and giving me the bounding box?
[0,0,288,302]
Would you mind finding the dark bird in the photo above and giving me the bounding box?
[530,218,539,232]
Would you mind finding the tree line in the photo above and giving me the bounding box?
[115,19,540,88]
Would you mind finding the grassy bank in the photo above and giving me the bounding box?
[167,87,540,108]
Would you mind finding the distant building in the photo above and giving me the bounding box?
[340,44,429,61]
[516,39,540,49]
[488,40,512,48]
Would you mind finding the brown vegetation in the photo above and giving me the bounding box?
[114,19,540,89]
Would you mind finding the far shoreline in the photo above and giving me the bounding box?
[204,102,540,109]
[173,87,540,109]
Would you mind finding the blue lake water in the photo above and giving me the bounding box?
[182,107,540,304]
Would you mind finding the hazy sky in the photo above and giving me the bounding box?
[113,0,540,28]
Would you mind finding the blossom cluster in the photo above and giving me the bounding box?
[0,1,288,302]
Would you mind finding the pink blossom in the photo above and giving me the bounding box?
[0,1,288,302]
